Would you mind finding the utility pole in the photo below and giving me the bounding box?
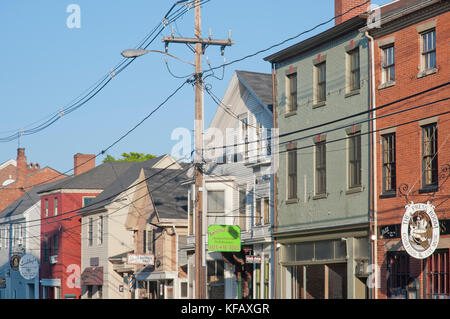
[162,0,233,299]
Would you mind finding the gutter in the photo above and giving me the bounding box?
[365,30,378,300]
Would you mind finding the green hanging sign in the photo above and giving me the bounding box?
[208,225,241,252]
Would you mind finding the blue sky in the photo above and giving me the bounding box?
[0,0,392,173]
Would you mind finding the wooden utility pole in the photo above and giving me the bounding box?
[162,0,233,299]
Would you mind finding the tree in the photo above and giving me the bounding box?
[103,152,157,163]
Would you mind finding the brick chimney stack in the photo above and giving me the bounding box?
[74,153,96,176]
[16,148,28,185]
[335,0,370,25]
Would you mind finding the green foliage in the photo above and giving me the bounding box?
[103,152,157,163]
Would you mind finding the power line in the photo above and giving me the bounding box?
[0,0,209,143]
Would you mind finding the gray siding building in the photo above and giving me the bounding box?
[265,15,372,299]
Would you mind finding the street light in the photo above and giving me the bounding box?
[121,49,194,65]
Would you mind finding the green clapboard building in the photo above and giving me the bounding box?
[265,15,372,299]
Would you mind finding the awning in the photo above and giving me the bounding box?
[40,278,61,287]
[81,266,104,286]
[136,271,178,281]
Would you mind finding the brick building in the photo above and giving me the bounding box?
[0,148,66,211]
[365,0,449,299]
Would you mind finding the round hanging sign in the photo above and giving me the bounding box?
[19,254,39,280]
[401,201,440,259]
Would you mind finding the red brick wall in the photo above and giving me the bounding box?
[335,0,370,25]
[374,11,450,299]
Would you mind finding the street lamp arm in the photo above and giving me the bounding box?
[121,49,194,66]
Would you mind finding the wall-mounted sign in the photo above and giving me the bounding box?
[245,255,261,264]
[208,225,241,252]
[10,255,21,271]
[119,285,124,292]
[19,254,39,280]
[401,202,440,259]
[127,254,154,265]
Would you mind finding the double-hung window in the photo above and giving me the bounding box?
[422,123,438,188]
[207,190,225,227]
[54,197,58,216]
[348,132,362,189]
[287,73,297,113]
[382,133,396,194]
[382,46,395,83]
[349,48,360,91]
[315,141,326,196]
[315,62,326,103]
[88,217,93,247]
[98,216,103,246]
[422,30,436,70]
[287,148,297,200]
[238,188,247,231]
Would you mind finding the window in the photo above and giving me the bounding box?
[207,190,225,226]
[54,198,58,216]
[88,217,93,247]
[45,199,48,217]
[387,252,409,298]
[242,117,249,160]
[255,199,261,226]
[255,263,261,299]
[239,188,247,231]
[44,237,48,262]
[348,133,362,189]
[421,30,436,70]
[426,250,449,299]
[382,46,395,83]
[181,282,188,298]
[207,260,225,299]
[263,197,270,225]
[97,286,103,299]
[382,133,396,193]
[87,286,93,299]
[315,62,326,103]
[264,258,270,298]
[189,194,194,236]
[422,123,438,187]
[287,73,297,112]
[83,197,95,207]
[315,141,326,195]
[53,234,58,256]
[287,148,297,200]
[349,48,360,91]
[98,216,103,246]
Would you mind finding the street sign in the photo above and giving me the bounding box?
[245,255,262,264]
[208,225,241,252]
[127,253,154,265]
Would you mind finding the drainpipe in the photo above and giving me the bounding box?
[365,30,377,300]
[271,62,278,300]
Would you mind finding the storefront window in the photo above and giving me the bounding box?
[207,260,225,299]
[426,249,449,299]
[387,252,409,299]
[255,264,261,299]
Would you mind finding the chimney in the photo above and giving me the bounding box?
[74,153,96,176]
[16,148,29,185]
[335,0,370,25]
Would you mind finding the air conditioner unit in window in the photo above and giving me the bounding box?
[355,259,369,277]
[50,255,58,264]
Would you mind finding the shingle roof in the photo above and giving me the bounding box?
[77,157,166,214]
[0,177,70,219]
[39,156,163,193]
[144,165,189,220]
[236,70,273,108]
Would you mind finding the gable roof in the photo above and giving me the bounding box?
[144,165,189,220]
[0,177,70,220]
[235,70,273,108]
[39,156,164,193]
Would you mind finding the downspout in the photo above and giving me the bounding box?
[365,30,377,300]
[271,62,278,299]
